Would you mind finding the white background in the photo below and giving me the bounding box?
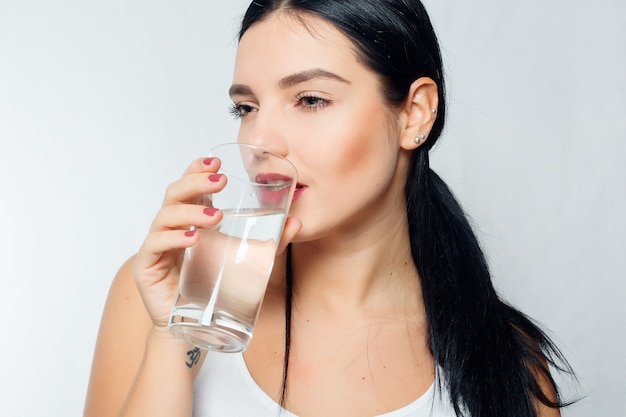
[0,1,624,416]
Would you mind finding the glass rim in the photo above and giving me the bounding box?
[208,142,298,186]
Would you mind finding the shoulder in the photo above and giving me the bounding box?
[96,255,150,329]
[106,255,144,310]
[96,254,152,360]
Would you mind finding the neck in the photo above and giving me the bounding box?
[286,209,422,316]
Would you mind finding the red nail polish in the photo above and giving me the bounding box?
[203,207,218,216]
[184,230,196,237]
[208,174,222,182]
[203,158,215,166]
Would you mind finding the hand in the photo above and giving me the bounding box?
[132,157,225,333]
[132,156,302,334]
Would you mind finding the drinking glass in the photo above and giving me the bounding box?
[168,143,297,352]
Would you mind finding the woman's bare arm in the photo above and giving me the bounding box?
[84,256,150,416]
[83,256,205,417]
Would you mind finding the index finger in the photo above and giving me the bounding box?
[181,157,222,176]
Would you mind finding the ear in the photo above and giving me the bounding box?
[398,77,439,150]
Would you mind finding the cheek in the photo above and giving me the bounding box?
[334,132,376,175]
[329,107,397,182]
[283,100,399,188]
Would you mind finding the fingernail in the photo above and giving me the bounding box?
[203,158,215,166]
[208,174,222,182]
[184,230,196,237]
[203,207,218,216]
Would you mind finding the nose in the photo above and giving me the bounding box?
[238,104,289,157]
[237,142,297,187]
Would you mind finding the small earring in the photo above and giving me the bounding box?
[431,108,437,114]
[414,134,427,144]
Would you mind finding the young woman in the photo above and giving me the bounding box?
[84,1,574,416]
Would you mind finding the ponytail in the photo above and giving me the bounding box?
[406,149,574,416]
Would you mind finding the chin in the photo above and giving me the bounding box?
[286,221,333,245]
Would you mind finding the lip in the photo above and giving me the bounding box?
[255,172,294,184]
[292,183,306,202]
[255,172,296,206]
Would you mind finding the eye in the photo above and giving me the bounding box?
[229,103,256,119]
[296,93,331,111]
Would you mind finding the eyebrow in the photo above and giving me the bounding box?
[278,68,351,89]
[229,68,350,97]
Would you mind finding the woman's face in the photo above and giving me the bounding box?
[231,13,410,242]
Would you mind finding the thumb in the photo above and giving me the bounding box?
[277,216,302,255]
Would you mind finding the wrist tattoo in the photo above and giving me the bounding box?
[186,347,201,368]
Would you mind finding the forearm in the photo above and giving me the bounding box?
[119,330,205,417]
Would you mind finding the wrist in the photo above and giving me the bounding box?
[145,328,207,374]
[119,328,203,417]
[147,326,192,351]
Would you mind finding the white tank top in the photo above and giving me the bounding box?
[193,351,458,416]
